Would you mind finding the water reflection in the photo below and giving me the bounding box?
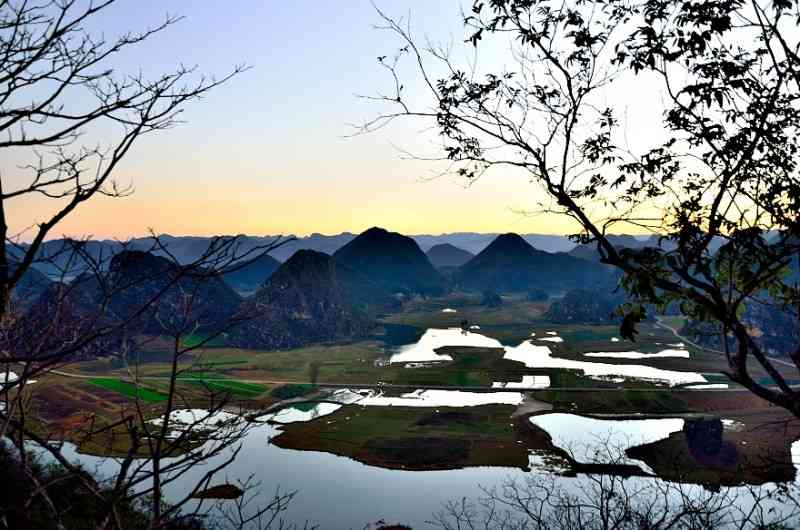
[52,406,800,529]
[257,402,342,424]
[386,328,708,386]
[584,349,689,359]
[388,328,503,364]
[358,388,523,407]
[529,413,685,472]
[504,340,707,386]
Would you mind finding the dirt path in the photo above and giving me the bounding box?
[46,367,758,393]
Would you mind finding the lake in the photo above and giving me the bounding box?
[54,403,800,530]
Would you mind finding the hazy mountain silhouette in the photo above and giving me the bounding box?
[426,243,475,269]
[220,253,281,293]
[333,227,444,295]
[9,259,51,306]
[412,232,574,254]
[568,235,644,262]
[16,232,580,276]
[455,233,608,293]
[229,249,397,349]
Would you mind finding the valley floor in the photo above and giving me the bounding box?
[18,293,800,487]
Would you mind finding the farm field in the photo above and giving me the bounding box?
[88,378,168,402]
[25,296,798,459]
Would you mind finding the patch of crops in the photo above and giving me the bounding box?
[179,373,267,397]
[88,378,167,402]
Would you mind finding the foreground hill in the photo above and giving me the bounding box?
[101,251,242,333]
[19,251,242,356]
[14,239,123,278]
[426,243,475,269]
[229,250,397,349]
[333,227,444,295]
[455,233,608,293]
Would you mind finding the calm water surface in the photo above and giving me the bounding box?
[57,411,800,530]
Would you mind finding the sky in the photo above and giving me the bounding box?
[2,1,667,240]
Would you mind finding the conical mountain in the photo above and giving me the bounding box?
[229,249,398,349]
[106,251,241,331]
[455,233,608,293]
[333,227,444,295]
[426,243,475,269]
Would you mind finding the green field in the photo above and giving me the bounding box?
[179,373,267,397]
[87,378,168,402]
[270,383,314,400]
[272,403,531,470]
[181,333,227,349]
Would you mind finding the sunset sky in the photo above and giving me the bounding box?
[2,1,665,240]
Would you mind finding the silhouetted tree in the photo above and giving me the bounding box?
[308,361,321,387]
[0,2,292,528]
[364,0,800,415]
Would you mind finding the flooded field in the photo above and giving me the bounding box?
[388,328,504,364]
[39,313,800,529]
[387,327,711,387]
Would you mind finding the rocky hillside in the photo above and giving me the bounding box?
[24,251,241,340]
[545,289,625,324]
[229,249,398,349]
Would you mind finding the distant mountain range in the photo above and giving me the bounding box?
[13,231,740,280]
[11,231,585,279]
[567,234,729,262]
[567,235,645,262]
[10,226,794,358]
[411,233,576,254]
